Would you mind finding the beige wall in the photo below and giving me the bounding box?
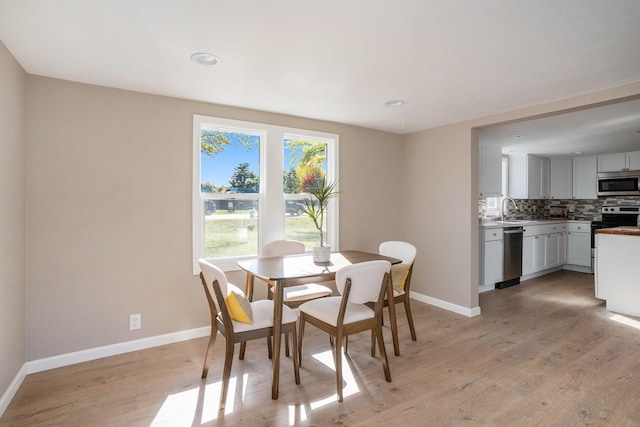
[25,76,403,360]
[0,42,27,395]
[403,82,640,311]
[7,48,640,371]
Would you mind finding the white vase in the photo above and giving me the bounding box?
[313,245,331,263]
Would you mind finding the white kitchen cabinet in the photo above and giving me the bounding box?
[522,235,535,276]
[532,235,546,271]
[567,222,591,268]
[550,158,573,199]
[546,231,566,268]
[479,144,503,197]
[509,154,550,199]
[482,228,503,286]
[598,151,640,172]
[522,223,567,276]
[627,151,640,170]
[598,153,627,172]
[572,156,597,199]
[596,232,640,317]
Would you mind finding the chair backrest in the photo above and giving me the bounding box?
[379,241,417,265]
[262,239,305,258]
[198,258,229,314]
[379,241,416,292]
[335,260,391,304]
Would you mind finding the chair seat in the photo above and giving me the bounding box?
[271,283,333,302]
[299,296,374,326]
[220,299,298,333]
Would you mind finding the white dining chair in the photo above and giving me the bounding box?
[197,259,300,410]
[297,260,392,402]
[377,241,417,356]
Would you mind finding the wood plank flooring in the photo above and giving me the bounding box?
[2,270,640,426]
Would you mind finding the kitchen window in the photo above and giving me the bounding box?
[192,115,339,273]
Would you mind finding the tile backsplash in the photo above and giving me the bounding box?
[479,197,640,222]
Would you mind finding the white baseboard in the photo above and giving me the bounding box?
[410,291,481,317]
[0,363,27,418]
[478,284,496,293]
[521,266,563,282]
[563,264,593,274]
[26,326,210,375]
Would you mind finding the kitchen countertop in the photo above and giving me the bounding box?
[480,219,592,229]
[596,226,640,236]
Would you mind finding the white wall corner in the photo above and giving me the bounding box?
[0,363,27,418]
[410,291,481,317]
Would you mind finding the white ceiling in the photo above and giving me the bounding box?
[1,0,640,144]
[479,98,640,158]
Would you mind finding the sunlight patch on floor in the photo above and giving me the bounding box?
[150,374,247,426]
[308,349,359,409]
[151,349,361,426]
[528,292,598,307]
[609,314,640,330]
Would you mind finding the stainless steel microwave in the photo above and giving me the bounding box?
[597,170,640,196]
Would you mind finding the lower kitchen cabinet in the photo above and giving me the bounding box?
[482,228,503,286]
[546,231,567,267]
[522,223,567,276]
[566,222,591,268]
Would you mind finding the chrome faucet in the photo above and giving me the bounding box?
[501,197,518,222]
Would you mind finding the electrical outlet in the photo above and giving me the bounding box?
[129,313,141,330]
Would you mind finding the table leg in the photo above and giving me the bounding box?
[240,273,255,360]
[271,278,283,399]
[387,277,400,356]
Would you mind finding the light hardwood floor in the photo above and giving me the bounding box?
[2,270,640,426]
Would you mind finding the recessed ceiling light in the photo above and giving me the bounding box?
[510,134,524,139]
[191,52,219,66]
[572,151,583,155]
[385,100,405,107]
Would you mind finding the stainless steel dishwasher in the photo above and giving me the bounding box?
[496,226,523,289]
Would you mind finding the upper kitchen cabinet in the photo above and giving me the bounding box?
[479,144,502,197]
[572,156,598,199]
[598,151,640,172]
[628,151,640,170]
[550,158,572,199]
[508,154,550,199]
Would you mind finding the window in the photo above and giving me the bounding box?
[193,116,339,272]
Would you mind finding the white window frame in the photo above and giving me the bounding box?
[192,115,339,273]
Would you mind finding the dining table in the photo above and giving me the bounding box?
[237,249,402,399]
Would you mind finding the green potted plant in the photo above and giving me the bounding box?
[301,178,339,263]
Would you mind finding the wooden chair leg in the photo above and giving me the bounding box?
[289,325,300,385]
[297,314,306,368]
[335,332,344,402]
[239,342,246,360]
[201,327,218,378]
[405,298,417,341]
[387,301,400,357]
[285,332,290,358]
[219,338,235,411]
[267,337,272,359]
[370,329,376,357]
[376,324,392,383]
